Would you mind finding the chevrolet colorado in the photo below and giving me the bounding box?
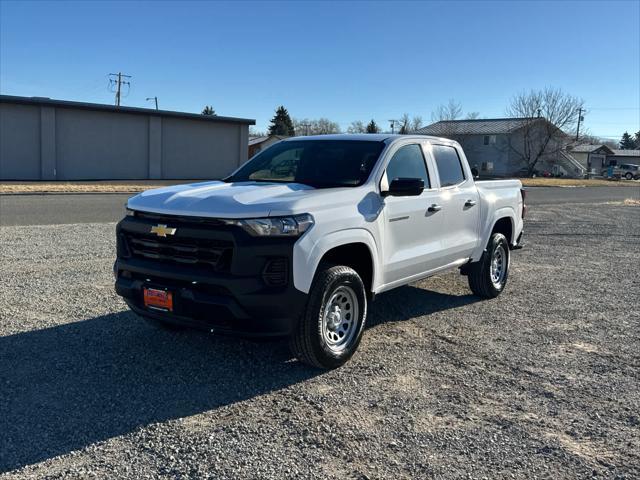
[115,134,525,368]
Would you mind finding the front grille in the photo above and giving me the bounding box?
[122,231,233,272]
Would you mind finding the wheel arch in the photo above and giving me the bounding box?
[471,207,517,261]
[491,216,514,244]
[293,229,379,294]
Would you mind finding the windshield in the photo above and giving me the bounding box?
[228,140,385,188]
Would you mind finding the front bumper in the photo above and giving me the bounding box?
[114,214,308,336]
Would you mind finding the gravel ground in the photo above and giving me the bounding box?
[1,201,638,479]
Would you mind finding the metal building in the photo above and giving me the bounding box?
[0,95,255,180]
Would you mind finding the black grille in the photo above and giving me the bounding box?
[122,231,233,271]
[262,258,288,286]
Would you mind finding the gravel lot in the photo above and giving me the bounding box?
[1,200,639,479]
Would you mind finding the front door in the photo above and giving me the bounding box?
[381,143,446,286]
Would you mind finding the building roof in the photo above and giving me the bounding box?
[610,149,640,157]
[0,95,255,125]
[569,144,617,156]
[569,144,614,154]
[415,117,541,136]
[248,135,287,146]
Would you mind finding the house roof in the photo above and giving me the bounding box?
[248,135,287,146]
[567,144,613,155]
[569,144,614,154]
[0,94,256,125]
[610,149,640,157]
[415,117,540,136]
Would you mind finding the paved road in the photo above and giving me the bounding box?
[1,186,638,226]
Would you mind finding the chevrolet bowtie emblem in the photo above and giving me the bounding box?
[150,224,177,237]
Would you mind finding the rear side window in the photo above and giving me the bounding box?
[385,144,430,188]
[432,145,465,187]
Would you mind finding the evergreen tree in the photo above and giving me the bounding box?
[634,131,640,149]
[268,106,295,136]
[366,120,379,133]
[619,131,635,150]
[202,105,216,115]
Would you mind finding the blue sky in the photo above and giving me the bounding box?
[1,0,639,139]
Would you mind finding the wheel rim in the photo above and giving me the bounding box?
[321,285,359,353]
[490,244,507,288]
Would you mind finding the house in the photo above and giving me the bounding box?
[566,144,615,173]
[608,149,640,166]
[566,145,640,174]
[0,95,255,180]
[415,117,585,178]
[248,135,287,158]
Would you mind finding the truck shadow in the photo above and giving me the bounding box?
[367,285,481,329]
[0,285,477,472]
[0,311,314,472]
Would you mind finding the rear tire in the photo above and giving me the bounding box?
[289,264,367,369]
[467,233,510,298]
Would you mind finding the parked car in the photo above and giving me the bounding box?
[617,163,640,180]
[115,134,525,368]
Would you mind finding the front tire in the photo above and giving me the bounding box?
[467,233,510,298]
[625,172,633,180]
[290,264,367,369]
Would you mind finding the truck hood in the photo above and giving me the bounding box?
[127,180,366,218]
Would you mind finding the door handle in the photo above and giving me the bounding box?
[428,204,442,212]
[465,199,477,207]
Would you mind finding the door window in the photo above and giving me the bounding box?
[385,144,430,188]
[432,145,465,187]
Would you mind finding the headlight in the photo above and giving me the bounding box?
[237,214,314,237]
[125,207,136,217]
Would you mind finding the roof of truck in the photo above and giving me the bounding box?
[282,133,446,142]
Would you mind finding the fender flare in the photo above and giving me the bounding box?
[471,207,516,261]
[293,228,380,294]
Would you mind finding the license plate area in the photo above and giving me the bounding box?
[143,288,173,312]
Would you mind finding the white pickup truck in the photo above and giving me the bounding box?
[115,134,525,368]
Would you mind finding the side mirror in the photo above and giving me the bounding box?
[382,177,424,197]
[471,167,479,179]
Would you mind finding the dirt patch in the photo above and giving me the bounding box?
[0,180,200,194]
[520,177,639,187]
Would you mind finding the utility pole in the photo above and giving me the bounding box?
[108,72,131,106]
[388,119,396,134]
[575,107,584,141]
[146,96,159,110]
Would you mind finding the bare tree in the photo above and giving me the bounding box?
[466,111,480,119]
[410,115,423,132]
[398,113,411,134]
[249,127,267,137]
[575,129,617,149]
[293,117,341,135]
[347,120,366,134]
[506,87,584,175]
[431,99,463,122]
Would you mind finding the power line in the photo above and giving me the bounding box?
[108,72,131,106]
[587,107,640,109]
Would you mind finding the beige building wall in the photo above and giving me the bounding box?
[0,96,253,180]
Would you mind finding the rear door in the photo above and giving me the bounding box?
[381,142,446,286]
[428,143,480,265]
